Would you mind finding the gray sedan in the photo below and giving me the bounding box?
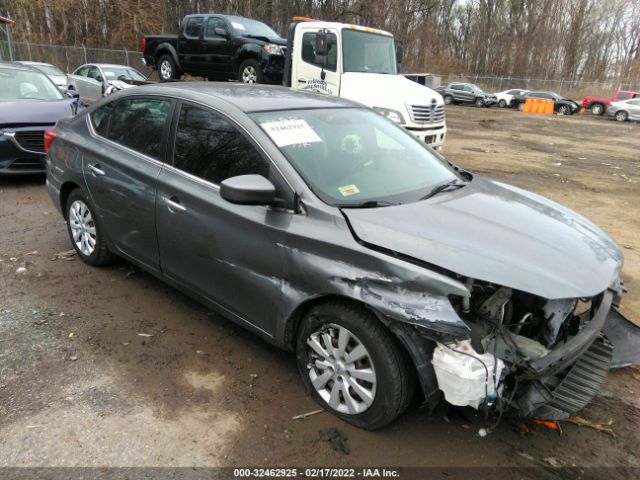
[606,98,640,122]
[45,83,624,430]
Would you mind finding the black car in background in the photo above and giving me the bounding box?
[142,14,286,84]
[510,91,581,115]
[0,63,81,175]
[436,82,497,107]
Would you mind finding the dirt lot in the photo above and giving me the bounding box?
[0,106,639,472]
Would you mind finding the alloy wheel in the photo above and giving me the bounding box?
[160,60,172,80]
[69,199,97,257]
[242,66,257,84]
[306,323,377,415]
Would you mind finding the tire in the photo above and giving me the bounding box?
[157,54,179,82]
[65,189,114,266]
[590,103,604,116]
[295,301,414,430]
[443,95,453,105]
[558,104,570,115]
[238,59,263,84]
[615,110,628,122]
[475,97,485,107]
[517,102,525,111]
[498,99,507,108]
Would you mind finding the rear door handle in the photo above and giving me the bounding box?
[87,163,105,176]
[163,196,187,212]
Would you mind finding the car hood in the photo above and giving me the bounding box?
[0,99,77,126]
[340,72,443,109]
[342,176,622,299]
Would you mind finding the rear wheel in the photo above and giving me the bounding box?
[157,54,179,82]
[66,189,114,266]
[615,110,628,122]
[238,59,263,84]
[443,95,453,105]
[295,301,414,430]
[590,103,604,115]
[518,102,525,111]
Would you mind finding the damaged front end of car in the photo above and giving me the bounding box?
[405,276,625,421]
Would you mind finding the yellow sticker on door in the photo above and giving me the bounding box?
[338,184,360,196]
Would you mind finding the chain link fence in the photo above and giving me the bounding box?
[3,40,639,98]
[0,41,155,78]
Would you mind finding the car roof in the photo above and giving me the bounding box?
[134,82,358,112]
[0,62,45,73]
[15,61,55,67]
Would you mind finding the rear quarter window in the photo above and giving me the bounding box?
[90,103,114,136]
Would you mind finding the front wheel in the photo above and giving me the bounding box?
[615,110,628,122]
[296,301,414,430]
[498,99,507,108]
[475,97,485,107]
[558,104,570,115]
[443,95,453,105]
[66,189,114,266]
[238,59,263,84]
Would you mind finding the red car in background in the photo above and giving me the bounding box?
[583,89,640,115]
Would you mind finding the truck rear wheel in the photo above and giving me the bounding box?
[238,59,263,84]
[590,103,604,115]
[157,54,179,82]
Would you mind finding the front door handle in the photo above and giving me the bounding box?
[87,163,105,176]
[297,79,306,83]
[164,196,187,213]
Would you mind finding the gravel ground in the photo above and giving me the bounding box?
[0,105,638,470]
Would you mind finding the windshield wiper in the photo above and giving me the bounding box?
[339,200,398,208]
[419,179,466,201]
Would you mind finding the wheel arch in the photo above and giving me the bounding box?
[60,181,82,220]
[283,294,436,405]
[154,43,181,71]
[234,45,263,72]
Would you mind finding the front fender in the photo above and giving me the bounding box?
[233,44,264,70]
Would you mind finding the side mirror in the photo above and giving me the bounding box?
[315,31,328,56]
[215,27,228,37]
[65,89,80,99]
[395,43,403,68]
[220,174,276,205]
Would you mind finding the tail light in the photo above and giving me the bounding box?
[44,129,57,154]
[141,37,146,52]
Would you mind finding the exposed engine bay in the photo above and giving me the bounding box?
[433,278,616,422]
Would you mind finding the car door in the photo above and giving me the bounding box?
[628,99,640,120]
[155,101,294,336]
[201,16,234,78]
[293,29,340,95]
[178,16,205,74]
[83,96,174,273]
[70,64,104,104]
[462,84,475,102]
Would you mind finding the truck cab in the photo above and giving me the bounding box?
[283,20,446,149]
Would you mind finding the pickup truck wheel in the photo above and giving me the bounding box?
[475,97,485,107]
[498,99,507,108]
[66,189,114,266]
[295,301,414,430]
[590,103,604,115]
[443,95,453,105]
[615,110,628,122]
[158,55,179,82]
[239,59,263,84]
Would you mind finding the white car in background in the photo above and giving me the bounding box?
[495,88,529,108]
[14,61,68,91]
[66,63,151,104]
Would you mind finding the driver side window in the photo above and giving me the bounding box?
[87,66,102,81]
[301,32,337,72]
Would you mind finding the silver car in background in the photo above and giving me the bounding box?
[606,98,640,122]
[66,63,150,104]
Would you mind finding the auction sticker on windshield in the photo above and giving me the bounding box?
[261,119,322,147]
[338,184,360,196]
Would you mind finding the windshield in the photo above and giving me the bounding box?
[252,108,458,206]
[102,67,146,81]
[0,67,64,101]
[32,64,65,76]
[342,29,397,75]
[230,18,280,39]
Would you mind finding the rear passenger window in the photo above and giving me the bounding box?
[173,104,269,184]
[105,98,171,159]
[185,17,204,38]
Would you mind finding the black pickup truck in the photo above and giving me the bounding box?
[142,14,287,83]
